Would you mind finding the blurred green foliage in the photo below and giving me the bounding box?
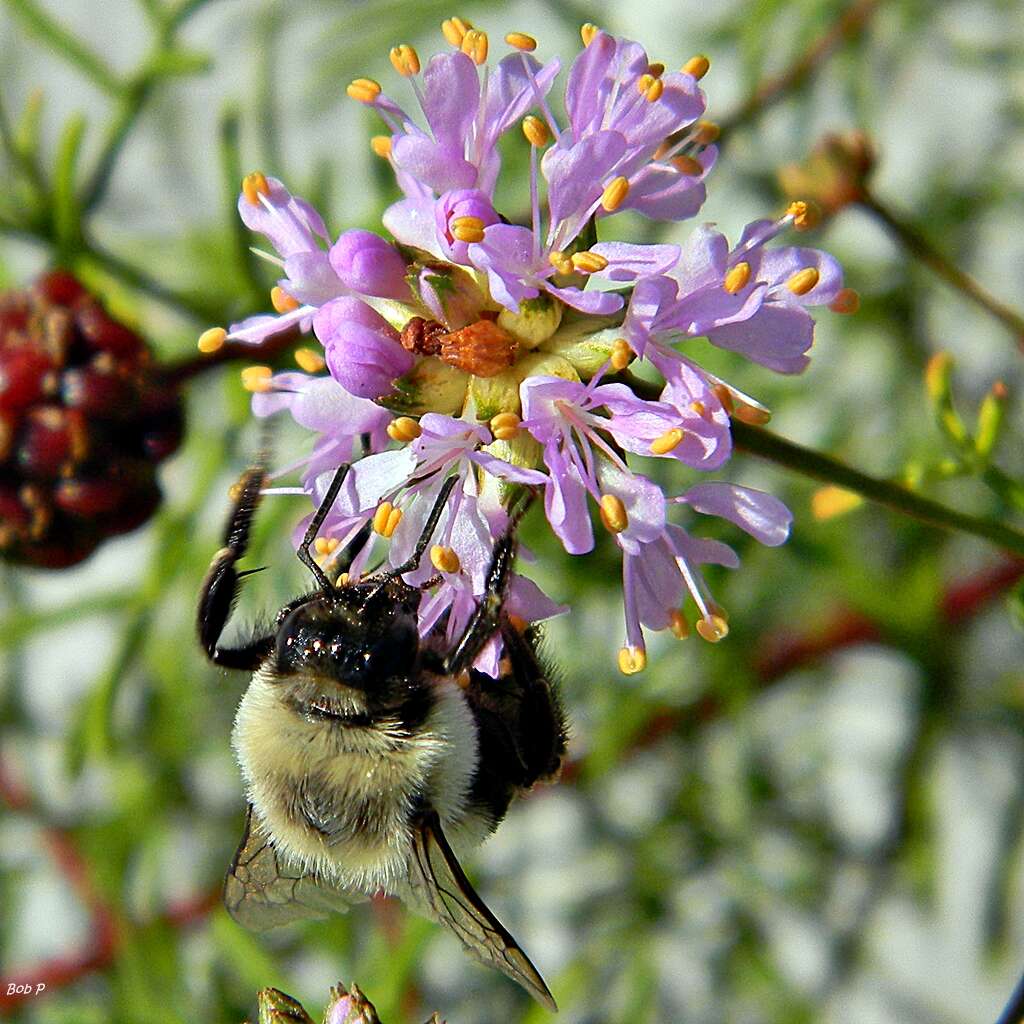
[2,1,1024,1023]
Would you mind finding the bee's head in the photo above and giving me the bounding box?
[274,577,422,693]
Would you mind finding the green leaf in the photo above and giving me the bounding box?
[52,112,87,254]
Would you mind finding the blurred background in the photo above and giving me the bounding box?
[2,0,1024,1021]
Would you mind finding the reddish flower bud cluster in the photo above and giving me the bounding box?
[0,271,183,567]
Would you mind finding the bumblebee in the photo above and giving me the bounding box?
[197,463,566,1010]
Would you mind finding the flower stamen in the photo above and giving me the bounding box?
[450,215,486,243]
[430,544,461,574]
[830,287,860,314]
[294,348,325,373]
[370,135,392,158]
[489,411,521,441]
[580,23,599,47]
[650,428,684,455]
[522,115,550,147]
[347,78,382,103]
[571,251,609,274]
[601,176,630,212]
[695,613,729,642]
[442,16,473,47]
[617,645,647,674]
[271,285,300,313]
[671,155,703,176]
[389,43,421,77]
[197,327,226,354]
[241,365,273,393]
[241,171,269,206]
[599,493,629,533]
[610,338,633,371]
[723,261,751,293]
[505,32,537,51]
[387,416,422,443]
[682,54,710,80]
[694,120,720,145]
[548,251,573,275]
[461,28,488,64]
[372,501,403,537]
[787,267,820,295]
[786,199,821,231]
[669,610,689,638]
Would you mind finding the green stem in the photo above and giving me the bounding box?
[3,0,122,96]
[731,420,1024,557]
[861,192,1024,344]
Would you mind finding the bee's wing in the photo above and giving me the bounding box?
[406,809,557,1012]
[224,805,357,931]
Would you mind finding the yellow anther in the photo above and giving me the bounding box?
[430,544,462,574]
[610,338,633,371]
[695,614,729,643]
[723,261,751,294]
[386,416,422,443]
[671,155,703,176]
[830,287,860,314]
[690,400,710,419]
[617,645,647,675]
[599,493,629,533]
[645,78,664,103]
[347,78,382,104]
[647,62,665,78]
[294,347,325,374]
[314,536,340,556]
[271,285,300,314]
[370,135,393,159]
[734,402,771,425]
[650,427,684,455]
[373,501,403,538]
[489,411,521,441]
[653,140,672,160]
[241,365,273,393]
[788,267,820,296]
[694,120,720,145]
[601,176,630,212]
[505,32,537,51]
[580,23,599,47]
[441,16,472,47]
[548,251,574,276]
[461,28,488,64]
[522,115,550,147]
[450,215,486,243]
[669,609,689,639]
[507,613,528,633]
[241,171,269,206]
[786,199,821,231]
[811,485,864,521]
[197,327,227,354]
[682,54,710,80]
[389,43,420,77]
[711,384,735,415]
[571,251,609,274]
[637,73,655,95]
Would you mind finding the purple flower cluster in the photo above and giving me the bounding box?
[206,21,856,674]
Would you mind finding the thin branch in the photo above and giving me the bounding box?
[717,0,880,137]
[861,191,1024,346]
[730,419,1024,558]
[2,0,123,96]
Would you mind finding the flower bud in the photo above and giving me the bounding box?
[415,262,489,329]
[324,983,381,1024]
[329,229,411,301]
[256,987,314,1024]
[777,130,876,218]
[540,315,627,378]
[385,357,469,415]
[497,293,563,349]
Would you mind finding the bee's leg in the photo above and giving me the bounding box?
[296,462,350,592]
[198,465,274,670]
[442,526,518,676]
[386,474,459,579]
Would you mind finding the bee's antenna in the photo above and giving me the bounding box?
[297,463,351,593]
